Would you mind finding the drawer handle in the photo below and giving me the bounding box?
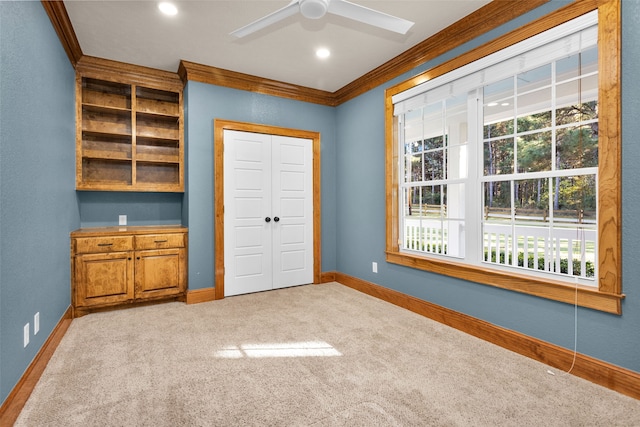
[154,240,168,243]
[97,243,113,247]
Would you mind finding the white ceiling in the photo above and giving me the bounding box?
[63,0,491,93]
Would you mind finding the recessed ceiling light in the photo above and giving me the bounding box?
[158,2,178,16]
[316,48,330,59]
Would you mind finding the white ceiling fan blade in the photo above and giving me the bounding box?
[328,0,414,34]
[230,1,300,38]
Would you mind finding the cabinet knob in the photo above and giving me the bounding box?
[274,216,280,222]
[136,257,141,260]
[265,217,271,223]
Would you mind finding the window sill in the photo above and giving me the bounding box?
[385,250,623,314]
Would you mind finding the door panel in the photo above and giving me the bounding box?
[272,135,313,289]
[224,130,272,296]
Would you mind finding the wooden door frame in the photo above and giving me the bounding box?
[214,119,322,299]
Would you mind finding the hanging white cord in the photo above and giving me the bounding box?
[564,279,579,374]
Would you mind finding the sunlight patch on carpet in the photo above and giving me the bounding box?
[214,341,342,358]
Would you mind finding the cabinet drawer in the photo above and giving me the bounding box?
[75,236,134,254]
[135,233,184,250]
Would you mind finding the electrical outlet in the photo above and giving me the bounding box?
[372,262,378,273]
[24,323,30,348]
[119,215,127,226]
[34,312,40,335]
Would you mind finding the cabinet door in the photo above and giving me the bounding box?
[134,248,185,299]
[75,252,134,307]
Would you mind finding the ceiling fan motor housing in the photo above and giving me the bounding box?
[300,0,329,19]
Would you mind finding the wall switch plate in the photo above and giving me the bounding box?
[372,262,378,273]
[119,215,127,226]
[24,323,30,347]
[34,312,40,335]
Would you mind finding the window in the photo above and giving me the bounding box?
[482,49,598,283]
[402,94,468,259]
[385,1,622,314]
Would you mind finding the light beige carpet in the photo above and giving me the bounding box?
[15,283,640,426]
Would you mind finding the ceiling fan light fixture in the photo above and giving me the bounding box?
[316,48,330,59]
[300,0,329,20]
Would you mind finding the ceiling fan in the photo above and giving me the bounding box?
[230,0,415,38]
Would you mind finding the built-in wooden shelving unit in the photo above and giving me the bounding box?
[76,58,184,192]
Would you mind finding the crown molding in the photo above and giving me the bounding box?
[178,60,338,107]
[41,0,83,66]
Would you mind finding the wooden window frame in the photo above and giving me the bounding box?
[385,0,622,314]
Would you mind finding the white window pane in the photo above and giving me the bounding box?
[553,175,596,221]
[518,63,552,92]
[422,102,443,140]
[517,131,552,173]
[517,88,552,131]
[484,118,514,139]
[484,138,514,176]
[420,185,443,216]
[557,46,599,82]
[484,181,511,220]
[514,178,550,223]
[424,150,444,181]
[484,78,514,132]
[556,125,598,169]
[409,152,422,182]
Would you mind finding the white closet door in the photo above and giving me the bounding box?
[224,130,273,296]
[223,130,313,297]
[272,135,313,289]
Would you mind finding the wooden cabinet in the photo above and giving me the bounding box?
[75,58,184,192]
[71,226,187,317]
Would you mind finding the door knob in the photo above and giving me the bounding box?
[274,216,280,222]
[265,217,271,223]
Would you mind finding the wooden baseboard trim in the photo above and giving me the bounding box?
[0,306,73,427]
[333,271,640,400]
[186,287,216,304]
[320,271,336,283]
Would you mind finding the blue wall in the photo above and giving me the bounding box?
[0,1,79,404]
[184,83,337,290]
[335,0,640,374]
[77,192,183,227]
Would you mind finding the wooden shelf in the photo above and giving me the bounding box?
[136,152,180,164]
[136,162,180,184]
[82,131,131,151]
[81,158,132,186]
[76,73,183,192]
[137,99,179,117]
[82,106,131,135]
[82,78,131,110]
[82,103,131,114]
[83,149,131,161]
